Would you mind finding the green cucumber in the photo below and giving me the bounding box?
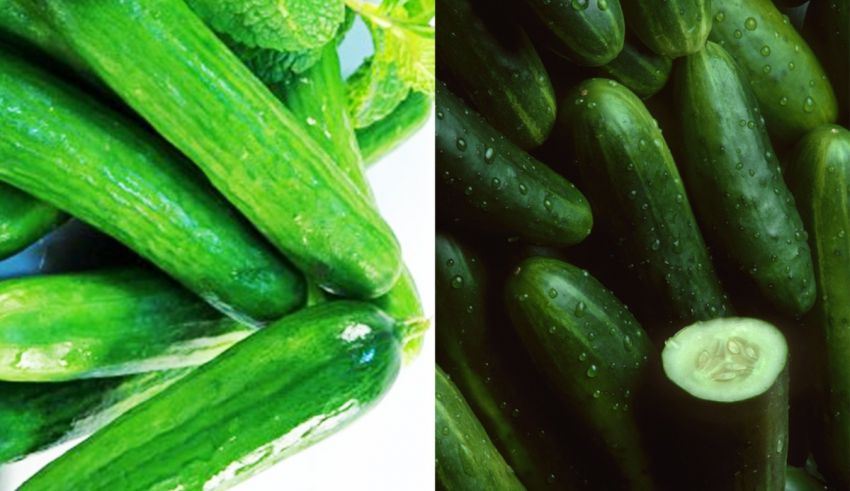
[505,257,657,490]
[710,0,838,141]
[785,124,850,490]
[437,0,556,149]
[0,185,65,260]
[437,84,593,246]
[785,467,830,491]
[523,0,625,66]
[0,0,86,74]
[357,91,433,167]
[599,35,673,98]
[0,368,191,463]
[0,47,304,324]
[0,269,252,382]
[435,366,525,491]
[660,317,789,491]
[804,0,849,123]
[622,0,711,57]
[40,0,402,299]
[674,41,815,316]
[559,78,731,329]
[20,301,402,491]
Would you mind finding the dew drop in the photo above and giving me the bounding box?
[450,275,464,289]
[456,138,467,151]
[745,17,758,30]
[586,364,598,378]
[484,147,495,163]
[574,301,587,317]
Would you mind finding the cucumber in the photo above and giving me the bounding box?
[437,84,593,247]
[437,0,556,149]
[559,78,731,330]
[0,185,65,260]
[505,257,657,490]
[599,35,673,99]
[674,41,816,316]
[0,368,191,463]
[522,0,625,66]
[0,269,251,382]
[622,0,711,57]
[435,366,525,491]
[19,301,402,491]
[785,467,830,491]
[660,317,789,491]
[709,0,838,141]
[0,47,304,324]
[0,0,86,74]
[40,0,402,299]
[804,0,849,123]
[357,91,433,167]
[785,124,850,490]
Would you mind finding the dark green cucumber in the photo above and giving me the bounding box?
[437,232,600,490]
[660,317,789,491]
[41,0,402,299]
[0,269,251,382]
[0,47,304,324]
[437,84,593,246]
[599,35,672,98]
[785,125,850,490]
[674,41,815,316]
[559,78,730,329]
[622,0,711,57]
[0,185,65,260]
[785,467,830,491]
[435,366,525,491]
[804,0,849,124]
[710,0,838,141]
[0,368,191,463]
[437,0,555,149]
[357,91,433,167]
[20,301,402,491]
[523,0,625,66]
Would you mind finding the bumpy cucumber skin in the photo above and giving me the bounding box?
[599,35,672,98]
[710,0,838,141]
[358,92,433,168]
[437,0,555,149]
[786,125,850,490]
[437,84,593,246]
[0,269,250,382]
[525,0,625,66]
[675,42,815,316]
[41,0,402,299]
[560,78,730,328]
[20,301,401,491]
[804,0,849,124]
[0,184,65,260]
[435,366,526,491]
[0,50,304,324]
[623,0,711,57]
[505,257,657,490]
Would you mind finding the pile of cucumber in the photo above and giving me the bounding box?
[0,0,433,489]
[437,0,847,489]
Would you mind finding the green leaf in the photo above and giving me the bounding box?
[224,36,321,85]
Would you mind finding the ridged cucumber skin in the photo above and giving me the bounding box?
[20,301,402,491]
[599,36,673,98]
[0,269,251,382]
[0,368,191,464]
[622,0,712,57]
[437,0,556,149]
[0,49,305,324]
[559,78,731,328]
[785,467,830,491]
[674,42,816,316]
[709,0,838,141]
[524,0,625,66]
[0,184,65,260]
[437,84,593,247]
[804,0,849,124]
[358,91,433,168]
[786,125,850,490]
[505,257,657,490]
[41,0,402,299]
[437,233,600,490]
[435,366,526,491]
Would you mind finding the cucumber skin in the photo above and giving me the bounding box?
[437,84,593,247]
[358,91,433,168]
[524,0,625,66]
[804,0,849,124]
[599,36,673,98]
[675,42,815,316]
[0,184,65,260]
[560,78,731,329]
[710,0,838,141]
[0,0,87,74]
[622,0,712,57]
[435,366,526,491]
[20,301,402,491]
[0,269,251,382]
[437,0,555,149]
[41,0,402,299]
[786,125,850,490]
[505,257,657,490]
[0,49,304,324]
